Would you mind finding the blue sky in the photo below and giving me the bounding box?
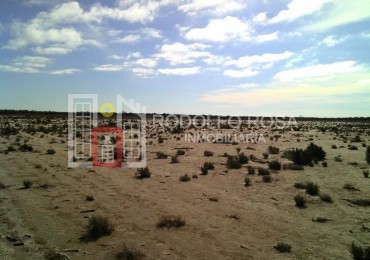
[0,0,369,116]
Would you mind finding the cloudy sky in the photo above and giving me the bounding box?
[0,0,369,116]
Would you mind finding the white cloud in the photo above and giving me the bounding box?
[140,27,162,38]
[223,68,259,78]
[304,0,370,31]
[322,35,349,47]
[132,67,156,77]
[357,79,370,86]
[114,34,141,43]
[185,16,278,43]
[226,51,294,68]
[154,42,211,65]
[135,58,157,68]
[178,0,245,16]
[158,66,201,75]
[49,68,81,75]
[252,12,267,23]
[32,46,73,55]
[0,55,51,73]
[93,64,124,71]
[269,0,329,24]
[274,61,363,82]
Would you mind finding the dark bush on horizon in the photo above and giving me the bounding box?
[285,143,326,165]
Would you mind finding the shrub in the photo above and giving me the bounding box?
[158,136,164,144]
[366,146,370,164]
[262,175,272,183]
[23,180,33,189]
[192,174,198,179]
[294,182,307,189]
[288,143,326,165]
[204,162,215,170]
[322,161,328,167]
[349,145,358,150]
[200,166,208,175]
[0,182,6,189]
[135,167,151,179]
[116,246,145,260]
[331,145,337,149]
[226,156,241,169]
[343,183,359,191]
[268,146,280,154]
[7,146,16,152]
[238,152,249,164]
[157,215,185,229]
[209,197,219,202]
[294,194,306,208]
[47,148,56,155]
[268,160,281,171]
[170,155,179,163]
[80,215,114,241]
[247,166,255,175]
[320,194,333,203]
[305,182,319,196]
[204,150,214,157]
[274,242,292,253]
[176,150,186,156]
[312,217,330,223]
[263,152,269,159]
[349,199,370,207]
[334,156,342,162]
[258,167,270,176]
[244,177,252,187]
[156,152,168,159]
[179,174,191,182]
[363,171,369,178]
[349,242,370,260]
[85,195,94,202]
[19,144,33,152]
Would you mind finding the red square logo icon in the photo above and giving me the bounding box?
[92,127,122,168]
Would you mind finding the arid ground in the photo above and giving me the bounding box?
[0,115,369,259]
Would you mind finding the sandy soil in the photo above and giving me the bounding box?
[0,118,369,259]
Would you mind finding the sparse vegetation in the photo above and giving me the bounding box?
[135,167,151,179]
[85,195,94,202]
[247,166,255,175]
[226,155,242,169]
[268,160,281,171]
[258,167,270,176]
[322,161,328,167]
[80,215,114,242]
[19,143,33,152]
[312,217,330,223]
[268,146,280,154]
[244,177,252,187]
[283,163,304,170]
[363,171,369,178]
[209,197,219,202]
[116,246,145,260]
[294,194,306,208]
[157,215,185,229]
[349,199,370,207]
[204,150,214,157]
[156,152,168,159]
[7,146,16,152]
[294,182,306,189]
[274,242,292,253]
[176,149,186,156]
[320,194,333,203]
[263,152,269,159]
[44,250,67,260]
[366,146,370,164]
[343,183,359,191]
[305,182,319,196]
[171,155,179,163]
[23,180,33,189]
[262,175,272,183]
[179,174,191,182]
[47,148,56,155]
[286,143,326,165]
[0,181,6,189]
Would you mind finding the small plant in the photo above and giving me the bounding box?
[209,197,219,202]
[200,166,208,175]
[312,217,330,223]
[268,160,281,171]
[135,167,151,179]
[158,136,164,144]
[349,242,370,260]
[238,152,249,164]
[23,180,33,189]
[294,194,306,208]
[34,163,42,169]
[363,171,369,178]
[85,195,94,202]
[331,144,337,149]
[226,156,242,169]
[171,155,179,163]
[156,152,168,159]
[7,146,16,152]
[343,183,359,191]
[192,174,198,179]
[80,215,114,242]
[204,162,215,170]
[19,143,33,152]
[366,146,370,164]
[305,182,319,196]
[262,175,272,183]
[263,152,269,159]
[47,148,56,155]
[116,246,145,260]
[247,166,255,175]
[0,181,6,189]
[334,156,342,162]
[294,182,307,189]
[349,199,370,207]
[258,167,270,176]
[322,161,328,167]
[204,150,214,157]
[244,177,252,187]
[176,149,186,156]
[320,194,333,203]
[179,174,191,182]
[268,146,280,154]
[157,215,185,229]
[274,242,292,253]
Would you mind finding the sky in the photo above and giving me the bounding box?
[0,0,369,117]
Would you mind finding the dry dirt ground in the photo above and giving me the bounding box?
[0,118,369,259]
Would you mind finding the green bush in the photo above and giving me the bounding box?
[274,242,292,253]
[268,160,281,171]
[263,152,269,159]
[226,156,241,169]
[294,194,306,208]
[363,171,369,178]
[238,152,249,164]
[80,215,114,241]
[305,182,319,196]
[204,150,214,157]
[349,242,370,260]
[19,144,33,152]
[23,180,33,189]
[47,148,56,155]
[135,167,151,179]
[247,166,255,175]
[258,167,270,176]
[287,143,326,165]
[322,161,328,167]
[262,175,272,183]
